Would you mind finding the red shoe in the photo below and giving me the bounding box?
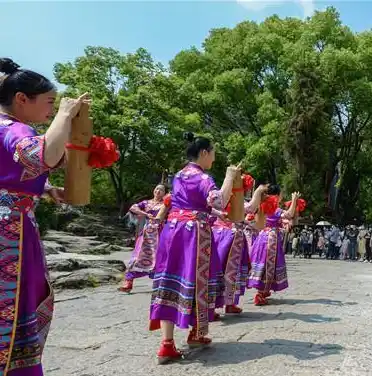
[254,293,268,306]
[213,311,221,321]
[187,328,212,349]
[118,279,133,293]
[225,305,243,314]
[157,339,183,364]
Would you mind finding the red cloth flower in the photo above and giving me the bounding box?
[284,198,307,213]
[88,136,119,168]
[226,202,232,213]
[297,198,306,212]
[260,195,279,216]
[163,194,172,207]
[242,174,255,192]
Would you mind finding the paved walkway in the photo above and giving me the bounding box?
[44,258,372,376]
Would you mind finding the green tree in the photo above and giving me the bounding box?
[53,7,372,222]
[165,7,372,221]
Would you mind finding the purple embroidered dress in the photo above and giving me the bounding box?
[244,214,259,255]
[211,201,255,306]
[126,200,163,280]
[247,208,291,293]
[0,115,54,376]
[150,163,224,336]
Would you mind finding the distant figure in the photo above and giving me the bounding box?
[317,232,326,257]
[118,184,166,293]
[327,225,340,260]
[348,226,358,260]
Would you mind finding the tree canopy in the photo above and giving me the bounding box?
[52,7,372,223]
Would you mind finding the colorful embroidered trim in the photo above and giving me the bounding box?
[264,230,278,293]
[195,221,211,337]
[224,227,245,306]
[14,136,49,181]
[131,220,161,273]
[0,191,54,374]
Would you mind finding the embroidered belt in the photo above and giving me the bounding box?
[168,209,210,223]
[0,189,39,220]
[214,218,245,231]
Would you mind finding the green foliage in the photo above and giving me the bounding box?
[35,200,56,237]
[52,7,372,222]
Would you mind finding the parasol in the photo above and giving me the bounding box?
[316,221,332,226]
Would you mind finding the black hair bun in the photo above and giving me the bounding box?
[183,132,195,143]
[0,58,20,75]
[267,184,281,196]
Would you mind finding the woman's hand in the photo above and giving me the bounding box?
[226,161,242,180]
[292,191,301,201]
[217,210,229,220]
[257,184,269,194]
[46,187,65,205]
[57,92,91,120]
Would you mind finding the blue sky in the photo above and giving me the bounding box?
[2,1,372,84]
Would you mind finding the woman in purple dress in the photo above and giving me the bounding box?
[119,184,166,293]
[0,58,89,376]
[149,132,240,364]
[247,186,300,306]
[244,211,259,253]
[212,184,267,317]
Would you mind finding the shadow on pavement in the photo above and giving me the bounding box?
[220,311,340,325]
[182,339,343,366]
[269,298,357,306]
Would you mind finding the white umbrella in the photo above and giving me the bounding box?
[316,221,332,226]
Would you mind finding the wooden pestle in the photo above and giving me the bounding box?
[64,102,93,206]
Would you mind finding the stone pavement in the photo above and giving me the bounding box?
[44,257,372,376]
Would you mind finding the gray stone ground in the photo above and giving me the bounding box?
[44,257,372,376]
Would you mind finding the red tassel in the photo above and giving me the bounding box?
[163,194,171,207]
[260,195,279,215]
[88,136,119,168]
[284,198,306,213]
[242,174,254,192]
[66,135,120,169]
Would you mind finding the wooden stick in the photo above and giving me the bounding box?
[255,208,266,230]
[64,102,93,206]
[227,169,245,222]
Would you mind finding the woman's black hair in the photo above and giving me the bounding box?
[255,180,281,196]
[183,132,213,160]
[0,58,55,106]
[267,184,281,196]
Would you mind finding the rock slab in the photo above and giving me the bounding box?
[43,230,131,290]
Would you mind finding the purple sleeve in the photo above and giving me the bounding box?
[137,200,148,211]
[201,175,224,210]
[130,200,148,214]
[4,122,50,180]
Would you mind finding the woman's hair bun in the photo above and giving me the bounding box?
[183,132,195,143]
[267,184,281,196]
[0,58,20,75]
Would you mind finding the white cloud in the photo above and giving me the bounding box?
[236,0,315,18]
